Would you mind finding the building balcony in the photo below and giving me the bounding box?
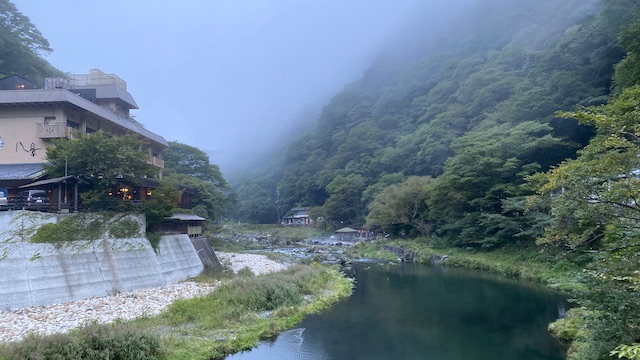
[147,156,164,168]
[36,124,72,139]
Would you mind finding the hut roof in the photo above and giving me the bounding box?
[168,213,206,221]
[335,227,358,233]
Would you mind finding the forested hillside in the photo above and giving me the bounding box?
[0,0,61,84]
[234,0,640,358]
[235,0,636,240]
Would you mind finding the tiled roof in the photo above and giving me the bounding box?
[0,163,44,180]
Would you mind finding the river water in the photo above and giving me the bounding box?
[226,262,567,360]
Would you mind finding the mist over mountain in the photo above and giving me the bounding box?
[232,0,635,229]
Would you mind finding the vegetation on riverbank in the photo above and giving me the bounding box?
[0,322,164,360]
[0,263,352,360]
[152,264,352,360]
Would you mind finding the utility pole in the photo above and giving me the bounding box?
[275,187,281,224]
[64,156,68,204]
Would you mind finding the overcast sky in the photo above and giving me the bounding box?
[13,1,464,174]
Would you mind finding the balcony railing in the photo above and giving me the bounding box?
[36,124,72,139]
[147,156,165,168]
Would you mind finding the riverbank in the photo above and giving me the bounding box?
[0,252,288,343]
[0,252,352,360]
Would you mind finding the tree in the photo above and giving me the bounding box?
[323,174,365,226]
[0,0,61,84]
[143,180,178,231]
[0,0,51,55]
[164,172,229,222]
[44,131,156,208]
[428,121,564,248]
[536,86,640,250]
[366,176,435,236]
[161,141,231,222]
[613,17,640,91]
[163,141,227,188]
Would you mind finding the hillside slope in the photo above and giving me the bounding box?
[234,0,637,237]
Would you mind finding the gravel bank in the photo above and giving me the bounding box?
[0,252,287,343]
[216,251,289,275]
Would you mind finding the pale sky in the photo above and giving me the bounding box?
[12,1,464,174]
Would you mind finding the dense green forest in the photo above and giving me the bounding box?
[235,0,640,243]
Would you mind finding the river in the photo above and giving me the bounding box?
[226,262,567,360]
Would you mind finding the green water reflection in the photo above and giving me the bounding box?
[227,262,567,360]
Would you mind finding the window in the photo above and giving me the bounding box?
[66,120,80,129]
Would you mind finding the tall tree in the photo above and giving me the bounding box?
[143,180,179,231]
[0,0,60,84]
[44,131,156,208]
[366,176,435,236]
[428,121,564,248]
[322,174,365,226]
[163,141,227,188]
[613,17,640,91]
[45,131,155,184]
[162,141,230,221]
[0,0,51,55]
[536,86,640,250]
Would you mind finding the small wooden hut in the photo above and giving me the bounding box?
[335,227,359,241]
[161,213,206,237]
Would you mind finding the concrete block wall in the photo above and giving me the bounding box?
[0,211,204,310]
[155,235,206,285]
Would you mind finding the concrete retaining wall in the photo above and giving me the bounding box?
[0,211,204,310]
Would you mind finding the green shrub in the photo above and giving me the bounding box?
[215,274,303,312]
[30,213,144,243]
[146,232,161,252]
[0,322,164,360]
[109,218,142,239]
[30,222,66,243]
[237,267,255,277]
[548,308,586,342]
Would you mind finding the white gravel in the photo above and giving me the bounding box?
[216,251,288,275]
[0,252,288,343]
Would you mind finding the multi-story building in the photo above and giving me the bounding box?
[0,69,168,204]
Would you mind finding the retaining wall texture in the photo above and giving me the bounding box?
[0,211,204,310]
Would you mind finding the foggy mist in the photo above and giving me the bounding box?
[12,0,474,175]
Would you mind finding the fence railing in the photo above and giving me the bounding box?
[6,199,145,213]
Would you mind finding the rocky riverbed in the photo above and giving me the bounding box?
[0,252,287,343]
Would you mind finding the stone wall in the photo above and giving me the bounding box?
[0,211,204,310]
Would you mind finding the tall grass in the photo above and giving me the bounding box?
[0,322,163,360]
[164,265,344,329]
